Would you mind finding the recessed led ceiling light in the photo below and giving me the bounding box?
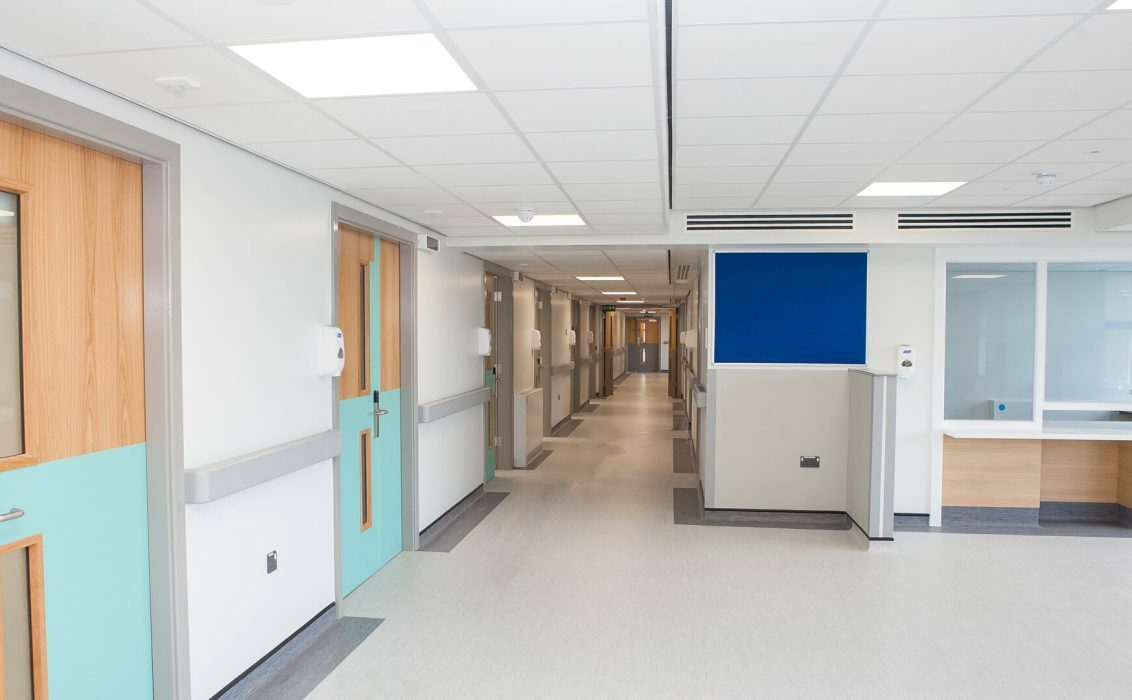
[577,276,624,281]
[1108,0,1132,9]
[618,300,644,304]
[857,181,965,197]
[602,291,636,296]
[230,34,475,98]
[953,274,1007,279]
[492,214,585,227]
[0,210,14,217]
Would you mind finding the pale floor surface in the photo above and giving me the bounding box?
[315,374,1132,699]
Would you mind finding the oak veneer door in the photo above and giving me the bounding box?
[338,225,402,596]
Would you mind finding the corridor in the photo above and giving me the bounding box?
[309,373,1132,698]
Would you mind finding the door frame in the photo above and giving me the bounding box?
[481,264,514,473]
[0,75,188,696]
[330,204,419,607]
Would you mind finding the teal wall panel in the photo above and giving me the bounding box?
[0,443,153,698]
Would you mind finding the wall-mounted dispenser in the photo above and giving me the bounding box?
[896,344,915,379]
[586,330,594,345]
[316,325,345,378]
[477,327,492,357]
[529,328,542,351]
[567,329,577,346]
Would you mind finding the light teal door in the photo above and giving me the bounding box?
[338,227,402,597]
[484,273,498,482]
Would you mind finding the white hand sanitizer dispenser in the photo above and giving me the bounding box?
[317,326,345,378]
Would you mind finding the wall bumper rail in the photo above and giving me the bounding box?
[184,430,343,504]
[418,387,492,423]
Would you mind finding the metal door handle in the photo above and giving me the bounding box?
[0,508,25,523]
[374,408,390,416]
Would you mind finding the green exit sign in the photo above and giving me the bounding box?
[601,305,617,312]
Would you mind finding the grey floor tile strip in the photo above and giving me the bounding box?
[672,414,687,431]
[703,509,852,531]
[217,608,382,700]
[943,506,1039,527]
[1040,501,1119,523]
[419,492,509,553]
[896,520,1132,538]
[525,449,553,470]
[672,438,695,474]
[551,418,583,438]
[672,488,703,525]
[577,403,599,413]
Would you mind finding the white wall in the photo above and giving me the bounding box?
[549,291,571,426]
[512,278,537,395]
[417,249,485,529]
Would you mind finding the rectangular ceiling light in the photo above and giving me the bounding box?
[953,274,1006,279]
[577,276,623,281]
[1109,0,1132,9]
[857,182,965,197]
[493,214,585,227]
[602,291,636,296]
[230,34,475,98]
[618,300,644,304]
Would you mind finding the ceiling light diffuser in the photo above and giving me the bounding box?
[618,300,644,304]
[1108,0,1132,9]
[857,181,965,197]
[493,214,585,227]
[577,276,623,281]
[602,291,636,296]
[230,34,475,98]
[952,274,1006,280]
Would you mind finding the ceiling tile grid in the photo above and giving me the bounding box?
[671,0,1132,211]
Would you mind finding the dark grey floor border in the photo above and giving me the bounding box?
[943,506,1039,527]
[577,403,599,413]
[419,485,483,547]
[897,504,1132,538]
[522,449,553,470]
[613,373,628,387]
[672,438,695,474]
[673,489,855,532]
[215,606,382,700]
[1040,501,1119,523]
[672,413,687,431]
[420,491,509,553]
[550,418,583,438]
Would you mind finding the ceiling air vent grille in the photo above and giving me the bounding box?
[898,211,1072,230]
[674,264,692,281]
[686,212,853,232]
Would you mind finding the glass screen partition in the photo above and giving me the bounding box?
[944,263,1036,421]
[1046,263,1132,406]
[0,191,22,457]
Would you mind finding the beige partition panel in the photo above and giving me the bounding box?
[1040,441,1118,503]
[1120,443,1132,508]
[942,437,1042,508]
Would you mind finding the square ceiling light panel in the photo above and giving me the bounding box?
[492,214,586,227]
[230,34,475,98]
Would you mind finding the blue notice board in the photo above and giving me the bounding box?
[713,252,867,364]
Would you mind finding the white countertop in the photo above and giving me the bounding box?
[944,421,1132,441]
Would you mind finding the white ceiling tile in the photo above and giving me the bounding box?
[1018,140,1132,163]
[673,166,776,184]
[584,225,665,236]
[315,93,512,137]
[973,71,1132,112]
[925,194,1032,207]
[414,163,553,187]
[882,0,1099,18]
[821,74,1002,114]
[900,141,1045,164]
[387,203,483,219]
[678,22,865,79]
[1065,111,1132,141]
[0,0,197,57]
[676,184,763,198]
[784,142,911,165]
[473,201,578,216]
[166,102,353,143]
[449,185,569,203]
[1047,179,1132,196]
[527,131,657,161]
[496,87,656,132]
[761,182,864,197]
[679,0,882,24]
[877,163,1000,180]
[425,0,646,27]
[933,111,1107,141]
[415,216,499,228]
[584,213,665,227]
[573,200,664,214]
[675,78,829,117]
[438,226,516,237]
[673,144,789,167]
[1090,163,1132,180]
[672,196,756,210]
[846,16,1075,75]
[48,47,295,108]
[563,183,663,201]
[1018,193,1124,207]
[675,116,807,145]
[547,161,660,184]
[947,180,1052,197]
[1028,14,1132,72]
[755,195,850,208]
[351,187,459,204]
[981,162,1121,182]
[372,134,535,165]
[249,140,398,169]
[800,114,952,143]
[843,195,938,208]
[606,249,668,265]
[146,0,429,43]
[309,166,430,189]
[449,23,652,90]
[774,164,885,182]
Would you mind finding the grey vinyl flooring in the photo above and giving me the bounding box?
[550,418,582,438]
[672,438,695,474]
[420,492,509,553]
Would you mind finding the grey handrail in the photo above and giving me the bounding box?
[418,387,491,423]
[184,430,342,504]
